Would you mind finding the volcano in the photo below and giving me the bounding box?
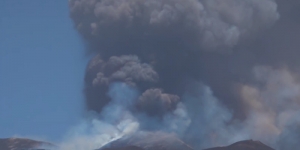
[100,133,275,150]
[99,132,194,150]
[204,140,275,150]
[0,136,276,150]
[0,138,56,150]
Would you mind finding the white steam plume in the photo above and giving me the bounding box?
[58,83,140,150]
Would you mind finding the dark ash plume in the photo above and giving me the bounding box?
[67,0,300,149]
[85,54,158,112]
[137,89,180,117]
[69,0,279,54]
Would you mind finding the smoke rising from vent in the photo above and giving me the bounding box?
[85,54,158,112]
[66,0,300,149]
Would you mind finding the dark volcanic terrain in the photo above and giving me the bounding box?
[100,132,194,150]
[100,132,275,150]
[204,140,275,150]
[104,140,275,150]
[0,138,56,150]
[0,137,275,150]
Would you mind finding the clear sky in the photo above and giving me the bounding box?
[0,0,88,142]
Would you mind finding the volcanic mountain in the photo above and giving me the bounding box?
[0,136,275,150]
[0,138,56,150]
[204,140,275,150]
[100,132,194,150]
[101,132,275,150]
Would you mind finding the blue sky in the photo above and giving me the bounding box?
[0,0,88,142]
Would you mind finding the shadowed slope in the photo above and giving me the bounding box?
[204,140,275,150]
[100,132,194,150]
[0,138,56,150]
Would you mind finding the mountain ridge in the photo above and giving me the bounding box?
[0,138,56,150]
[0,137,275,150]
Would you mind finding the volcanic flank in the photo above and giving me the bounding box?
[0,138,56,150]
[203,140,275,150]
[67,0,300,150]
[0,137,276,150]
[100,132,194,150]
[101,139,275,150]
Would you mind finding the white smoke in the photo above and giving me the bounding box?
[57,82,191,150]
[57,66,300,150]
[181,66,300,149]
[171,66,300,149]
[58,83,140,150]
[238,66,300,148]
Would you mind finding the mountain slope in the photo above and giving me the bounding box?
[102,134,275,150]
[100,132,194,150]
[204,140,275,150]
[0,138,56,150]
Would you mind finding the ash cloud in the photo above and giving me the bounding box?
[66,0,300,150]
[85,54,158,112]
[137,88,180,117]
[69,0,279,53]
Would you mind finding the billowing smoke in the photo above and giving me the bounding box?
[85,54,158,112]
[137,88,180,117]
[69,0,278,52]
[239,66,300,148]
[59,83,140,150]
[66,0,300,149]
